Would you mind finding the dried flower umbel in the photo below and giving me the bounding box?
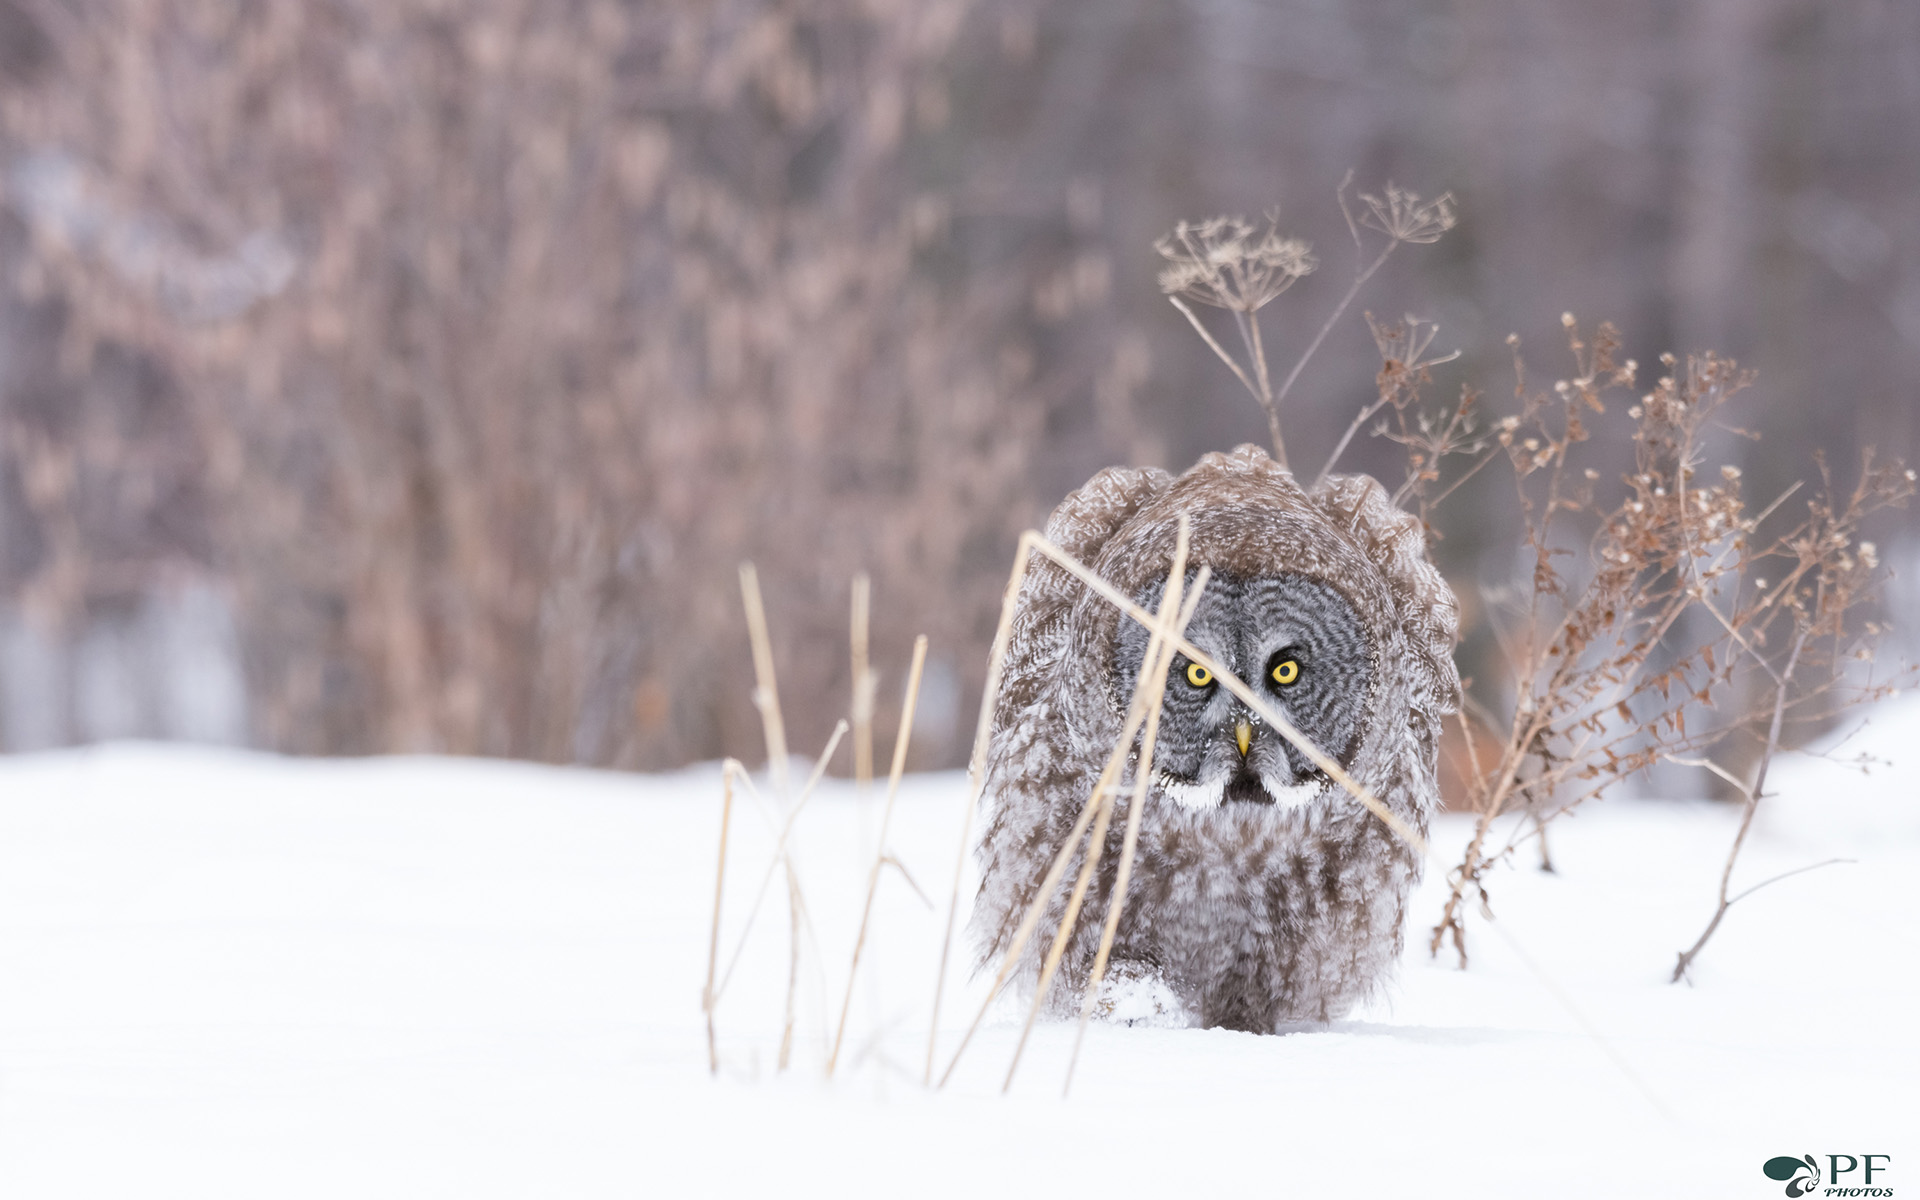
[1155,214,1316,313]
[1157,180,1457,470]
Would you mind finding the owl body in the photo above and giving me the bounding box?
[970,445,1459,1032]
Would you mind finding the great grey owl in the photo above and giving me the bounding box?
[969,444,1459,1032]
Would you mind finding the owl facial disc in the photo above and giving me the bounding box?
[1115,571,1372,813]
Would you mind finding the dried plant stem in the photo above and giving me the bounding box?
[1671,628,1809,983]
[828,634,928,1076]
[1232,308,1286,467]
[779,720,847,1069]
[779,871,802,1069]
[779,721,848,1067]
[1274,238,1395,427]
[1315,395,1393,491]
[1002,780,1118,1093]
[709,722,847,1021]
[1168,295,1264,422]
[944,575,1237,1090]
[925,531,1039,1084]
[738,563,792,799]
[740,560,807,1069]
[1064,525,1196,1094]
[851,574,876,791]
[1005,523,1198,1093]
[937,679,1155,1089]
[1724,858,1856,907]
[703,759,739,1075]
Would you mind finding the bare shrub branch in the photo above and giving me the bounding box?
[1406,318,1916,969]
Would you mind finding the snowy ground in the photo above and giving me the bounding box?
[0,701,1915,1199]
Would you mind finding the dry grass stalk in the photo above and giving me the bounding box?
[739,559,810,1069]
[935,640,1161,1088]
[926,530,1042,1084]
[778,719,848,1069]
[851,575,877,792]
[1002,519,1200,1093]
[828,633,929,1076]
[704,724,846,1062]
[721,558,849,1071]
[739,564,793,799]
[1063,535,1199,1093]
[703,759,740,1075]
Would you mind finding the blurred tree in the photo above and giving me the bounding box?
[0,0,1913,766]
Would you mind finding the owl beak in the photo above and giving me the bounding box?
[1235,718,1252,758]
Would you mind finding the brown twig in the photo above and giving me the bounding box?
[1671,627,1809,983]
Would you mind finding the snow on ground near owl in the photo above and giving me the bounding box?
[0,700,1915,1199]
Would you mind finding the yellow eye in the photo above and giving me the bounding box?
[1271,658,1300,686]
[1184,662,1213,688]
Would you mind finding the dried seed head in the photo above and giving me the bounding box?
[1721,465,1741,481]
[1357,186,1457,245]
[1560,312,1576,328]
[1155,213,1316,311]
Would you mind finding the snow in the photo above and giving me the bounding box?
[1,699,1916,1198]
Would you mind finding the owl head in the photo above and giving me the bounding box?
[1030,444,1459,816]
[1113,570,1373,809]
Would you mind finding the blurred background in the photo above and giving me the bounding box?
[0,0,1913,771]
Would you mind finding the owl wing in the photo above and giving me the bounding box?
[993,465,1173,736]
[1309,472,1461,717]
